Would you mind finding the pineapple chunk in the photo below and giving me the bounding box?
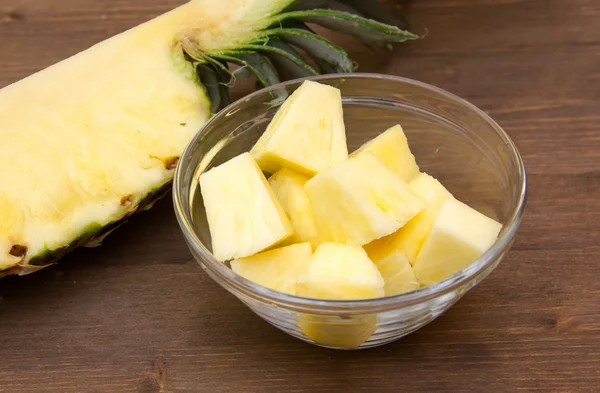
[296,242,384,300]
[250,80,348,175]
[305,152,426,246]
[365,172,454,266]
[350,125,420,182]
[296,242,383,348]
[268,169,320,249]
[230,243,312,295]
[297,313,378,349]
[199,152,293,261]
[365,249,419,296]
[413,198,502,286]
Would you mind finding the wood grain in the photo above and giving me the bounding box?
[1,0,599,392]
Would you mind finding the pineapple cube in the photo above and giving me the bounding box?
[296,242,384,300]
[230,243,312,295]
[199,152,293,261]
[413,198,502,286]
[350,125,420,182]
[305,152,426,246]
[250,80,348,176]
[365,173,454,266]
[296,242,383,348]
[268,168,320,249]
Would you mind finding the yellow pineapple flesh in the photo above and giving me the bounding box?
[250,80,348,176]
[413,198,502,286]
[199,152,293,261]
[350,125,420,182]
[230,243,312,295]
[305,152,426,246]
[296,242,384,300]
[268,168,320,249]
[296,242,383,348]
[364,248,419,296]
[365,172,454,268]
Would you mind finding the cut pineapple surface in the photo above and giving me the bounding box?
[305,152,426,246]
[365,250,419,296]
[413,198,502,286]
[365,172,454,266]
[250,80,348,175]
[199,152,293,261]
[350,125,420,182]
[268,169,320,249]
[296,242,384,300]
[230,243,312,295]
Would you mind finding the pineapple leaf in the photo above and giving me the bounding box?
[270,9,420,50]
[180,38,236,85]
[211,51,281,88]
[268,39,319,79]
[222,42,318,79]
[336,0,408,30]
[260,26,354,73]
[286,0,408,29]
[197,64,223,114]
[286,0,360,15]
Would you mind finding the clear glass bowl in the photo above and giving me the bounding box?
[172,74,527,350]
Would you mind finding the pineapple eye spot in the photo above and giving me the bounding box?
[164,156,180,170]
[120,194,133,206]
[180,122,187,126]
[9,244,27,258]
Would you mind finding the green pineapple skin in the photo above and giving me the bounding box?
[19,181,172,270]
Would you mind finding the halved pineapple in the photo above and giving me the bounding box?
[296,242,383,348]
[413,198,502,286]
[305,152,426,246]
[250,80,348,175]
[0,0,419,276]
[350,125,420,182]
[199,152,293,261]
[268,169,321,249]
[365,172,454,267]
[230,243,312,295]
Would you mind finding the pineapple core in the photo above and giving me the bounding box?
[268,169,320,249]
[305,152,426,246]
[250,80,348,175]
[365,172,454,268]
[413,198,502,286]
[350,125,420,182]
[199,152,293,261]
[231,243,312,295]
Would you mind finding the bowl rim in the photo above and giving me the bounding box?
[172,73,527,314]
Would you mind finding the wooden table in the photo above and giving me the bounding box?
[1,1,599,392]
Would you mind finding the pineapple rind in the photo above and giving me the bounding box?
[24,180,172,268]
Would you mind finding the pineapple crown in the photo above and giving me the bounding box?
[180,0,421,113]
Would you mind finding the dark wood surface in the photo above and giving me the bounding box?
[1,1,599,392]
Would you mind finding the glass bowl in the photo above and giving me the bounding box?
[172,73,527,350]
